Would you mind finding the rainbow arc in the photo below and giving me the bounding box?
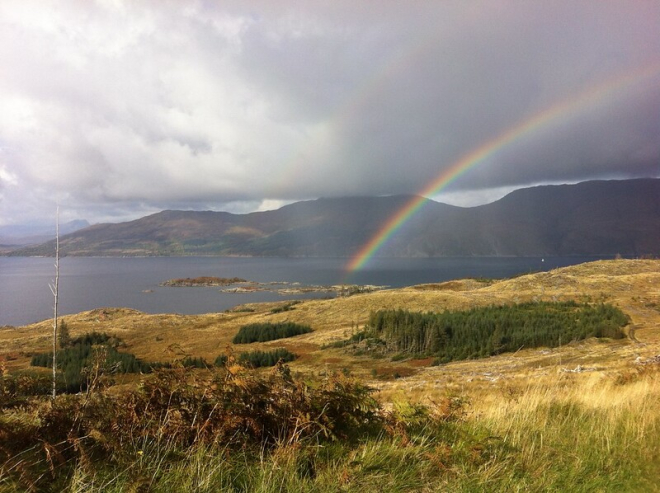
[346,62,660,272]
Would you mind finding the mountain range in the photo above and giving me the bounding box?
[0,220,90,248]
[7,179,660,258]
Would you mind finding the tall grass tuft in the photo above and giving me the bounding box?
[1,362,659,491]
[472,369,660,491]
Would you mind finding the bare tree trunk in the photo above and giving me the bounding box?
[50,207,60,399]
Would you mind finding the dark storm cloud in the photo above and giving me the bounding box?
[0,1,658,225]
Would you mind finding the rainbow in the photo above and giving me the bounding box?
[346,61,660,272]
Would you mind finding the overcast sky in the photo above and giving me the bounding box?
[1,1,659,227]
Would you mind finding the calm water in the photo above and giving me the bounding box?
[0,256,607,326]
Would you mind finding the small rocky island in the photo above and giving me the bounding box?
[160,276,386,296]
[161,276,248,287]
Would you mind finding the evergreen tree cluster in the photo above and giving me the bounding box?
[232,322,313,344]
[237,348,297,368]
[31,332,164,393]
[367,301,628,363]
[180,356,209,369]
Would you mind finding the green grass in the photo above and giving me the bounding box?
[1,365,659,492]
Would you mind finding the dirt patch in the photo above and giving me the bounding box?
[374,366,416,380]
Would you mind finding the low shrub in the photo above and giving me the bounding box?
[270,301,301,314]
[0,363,385,490]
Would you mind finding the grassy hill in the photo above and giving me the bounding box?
[1,259,659,491]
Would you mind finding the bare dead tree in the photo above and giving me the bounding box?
[49,206,60,399]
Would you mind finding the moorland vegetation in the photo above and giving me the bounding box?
[1,357,658,492]
[1,259,659,491]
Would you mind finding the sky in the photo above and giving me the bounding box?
[0,1,659,228]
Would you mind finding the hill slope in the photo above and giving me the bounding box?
[2,259,659,424]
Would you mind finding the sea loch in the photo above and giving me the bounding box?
[0,256,607,327]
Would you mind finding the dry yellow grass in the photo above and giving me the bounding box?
[1,259,659,403]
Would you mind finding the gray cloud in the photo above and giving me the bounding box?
[0,0,658,226]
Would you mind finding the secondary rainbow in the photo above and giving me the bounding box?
[346,62,660,272]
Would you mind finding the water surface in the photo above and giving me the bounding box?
[0,256,606,326]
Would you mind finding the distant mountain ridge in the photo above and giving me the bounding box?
[8,179,660,258]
